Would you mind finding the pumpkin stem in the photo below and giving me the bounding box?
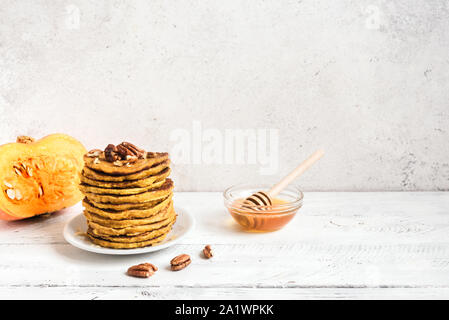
[16,136,35,144]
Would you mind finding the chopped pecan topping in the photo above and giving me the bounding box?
[126,154,138,162]
[127,263,158,278]
[87,149,102,158]
[170,254,191,271]
[113,160,123,166]
[203,245,213,259]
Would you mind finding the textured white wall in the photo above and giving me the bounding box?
[0,1,448,191]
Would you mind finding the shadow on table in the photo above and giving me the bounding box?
[53,241,177,265]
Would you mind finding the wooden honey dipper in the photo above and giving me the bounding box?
[242,149,324,210]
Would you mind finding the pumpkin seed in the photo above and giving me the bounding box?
[38,186,44,197]
[6,189,15,200]
[14,167,22,176]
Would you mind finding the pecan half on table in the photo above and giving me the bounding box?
[203,245,213,259]
[127,263,158,278]
[170,254,191,271]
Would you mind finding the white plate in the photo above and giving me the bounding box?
[63,206,194,255]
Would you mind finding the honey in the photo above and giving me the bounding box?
[228,198,299,232]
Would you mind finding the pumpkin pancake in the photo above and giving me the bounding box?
[80,167,170,188]
[82,159,170,182]
[84,179,173,204]
[87,231,169,249]
[87,207,176,237]
[84,208,173,229]
[79,178,165,196]
[84,201,173,228]
[84,152,169,175]
[82,195,172,219]
[84,197,169,211]
[87,217,176,243]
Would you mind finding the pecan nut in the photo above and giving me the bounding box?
[127,263,158,278]
[103,142,146,163]
[203,245,213,259]
[170,254,191,271]
[117,142,146,159]
[116,144,134,158]
[104,144,119,162]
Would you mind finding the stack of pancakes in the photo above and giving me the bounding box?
[78,146,176,249]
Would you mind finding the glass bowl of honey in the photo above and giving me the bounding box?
[223,184,303,232]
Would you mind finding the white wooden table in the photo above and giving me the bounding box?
[1,192,448,300]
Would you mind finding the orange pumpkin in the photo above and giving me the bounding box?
[0,134,86,220]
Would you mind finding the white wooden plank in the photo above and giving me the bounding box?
[1,286,449,300]
[0,241,448,287]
